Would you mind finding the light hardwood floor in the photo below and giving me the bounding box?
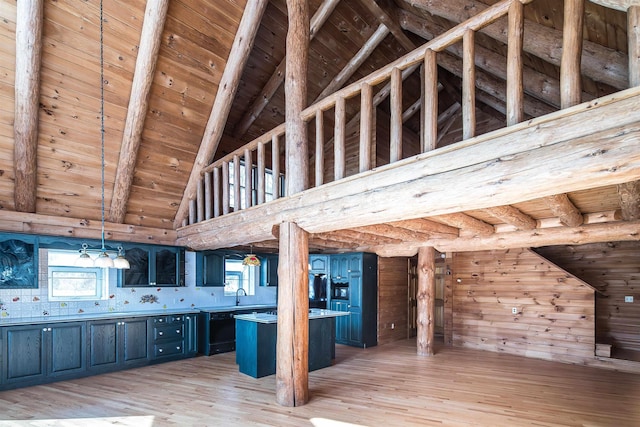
[1,340,639,426]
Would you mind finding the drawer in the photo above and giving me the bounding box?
[154,341,184,358]
[153,315,184,324]
[154,324,183,341]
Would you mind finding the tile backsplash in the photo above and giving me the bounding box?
[0,250,276,319]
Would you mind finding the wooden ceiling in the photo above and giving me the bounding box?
[0,0,638,252]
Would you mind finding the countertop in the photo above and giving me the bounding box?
[0,308,201,327]
[197,304,276,313]
[234,308,349,324]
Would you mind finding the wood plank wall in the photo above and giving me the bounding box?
[536,242,640,355]
[451,248,596,365]
[377,256,409,345]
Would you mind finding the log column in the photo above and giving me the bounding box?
[277,0,310,407]
[14,0,43,213]
[560,0,585,108]
[417,246,436,356]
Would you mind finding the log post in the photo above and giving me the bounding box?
[277,0,310,408]
[14,0,43,213]
[462,29,476,139]
[315,111,324,185]
[422,49,438,152]
[390,67,403,162]
[417,246,436,356]
[560,0,585,108]
[359,83,373,173]
[506,0,524,126]
[630,6,640,86]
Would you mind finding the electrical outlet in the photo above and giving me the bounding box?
[391,323,395,330]
[625,296,634,303]
[512,307,518,314]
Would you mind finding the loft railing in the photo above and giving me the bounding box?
[186,0,599,226]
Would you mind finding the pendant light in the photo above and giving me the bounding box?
[242,246,261,267]
[75,243,95,268]
[113,246,131,269]
[94,0,114,269]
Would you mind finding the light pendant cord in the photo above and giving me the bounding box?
[100,0,106,252]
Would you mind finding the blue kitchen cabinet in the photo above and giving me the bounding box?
[2,322,86,387]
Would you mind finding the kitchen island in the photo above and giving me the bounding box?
[234,309,349,378]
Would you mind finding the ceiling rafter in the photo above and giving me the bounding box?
[543,194,584,227]
[109,0,170,224]
[13,0,43,213]
[483,205,538,230]
[617,181,640,220]
[232,0,340,140]
[431,213,495,237]
[174,0,269,229]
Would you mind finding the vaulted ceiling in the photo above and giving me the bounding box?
[0,0,636,250]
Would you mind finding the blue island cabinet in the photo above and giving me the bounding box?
[235,311,340,378]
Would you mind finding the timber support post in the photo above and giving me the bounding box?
[276,0,310,407]
[417,246,436,356]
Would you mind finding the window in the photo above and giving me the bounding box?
[48,250,108,301]
[223,258,258,297]
[229,161,284,210]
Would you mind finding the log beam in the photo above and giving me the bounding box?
[417,246,436,356]
[428,220,640,253]
[109,0,169,223]
[483,205,537,230]
[174,0,268,227]
[14,0,43,213]
[590,0,640,11]
[233,0,340,139]
[617,181,640,220]
[314,24,390,102]
[543,194,584,227]
[351,224,436,242]
[389,218,459,236]
[431,213,495,237]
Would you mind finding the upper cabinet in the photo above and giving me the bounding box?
[0,234,38,289]
[119,245,185,287]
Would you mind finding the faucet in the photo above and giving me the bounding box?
[235,288,247,306]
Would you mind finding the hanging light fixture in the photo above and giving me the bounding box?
[75,0,128,270]
[94,0,113,269]
[242,245,261,267]
[113,246,131,269]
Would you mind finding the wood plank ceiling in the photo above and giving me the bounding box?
[0,0,638,252]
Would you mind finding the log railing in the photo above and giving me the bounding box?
[187,0,594,226]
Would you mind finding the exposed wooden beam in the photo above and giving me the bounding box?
[506,0,524,126]
[177,88,640,249]
[483,205,537,230]
[233,0,340,139]
[13,0,43,213]
[109,0,169,223]
[314,229,400,246]
[590,0,640,11]
[428,220,640,252]
[617,181,640,220]
[359,0,416,50]
[174,0,269,228]
[0,211,176,246]
[561,0,585,109]
[543,194,584,227]
[351,224,435,242]
[406,0,627,89]
[389,218,459,236]
[431,213,495,236]
[314,24,390,102]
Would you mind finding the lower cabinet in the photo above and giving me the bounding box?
[331,300,350,343]
[2,322,86,387]
[149,314,198,360]
[88,318,149,373]
[1,311,198,391]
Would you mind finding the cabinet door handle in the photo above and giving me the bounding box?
[159,332,163,336]
[176,346,181,350]
[158,348,163,353]
[176,329,181,334]
[42,327,47,332]
[48,328,52,332]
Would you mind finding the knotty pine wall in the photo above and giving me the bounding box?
[377,257,409,345]
[451,248,596,365]
[536,242,640,355]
